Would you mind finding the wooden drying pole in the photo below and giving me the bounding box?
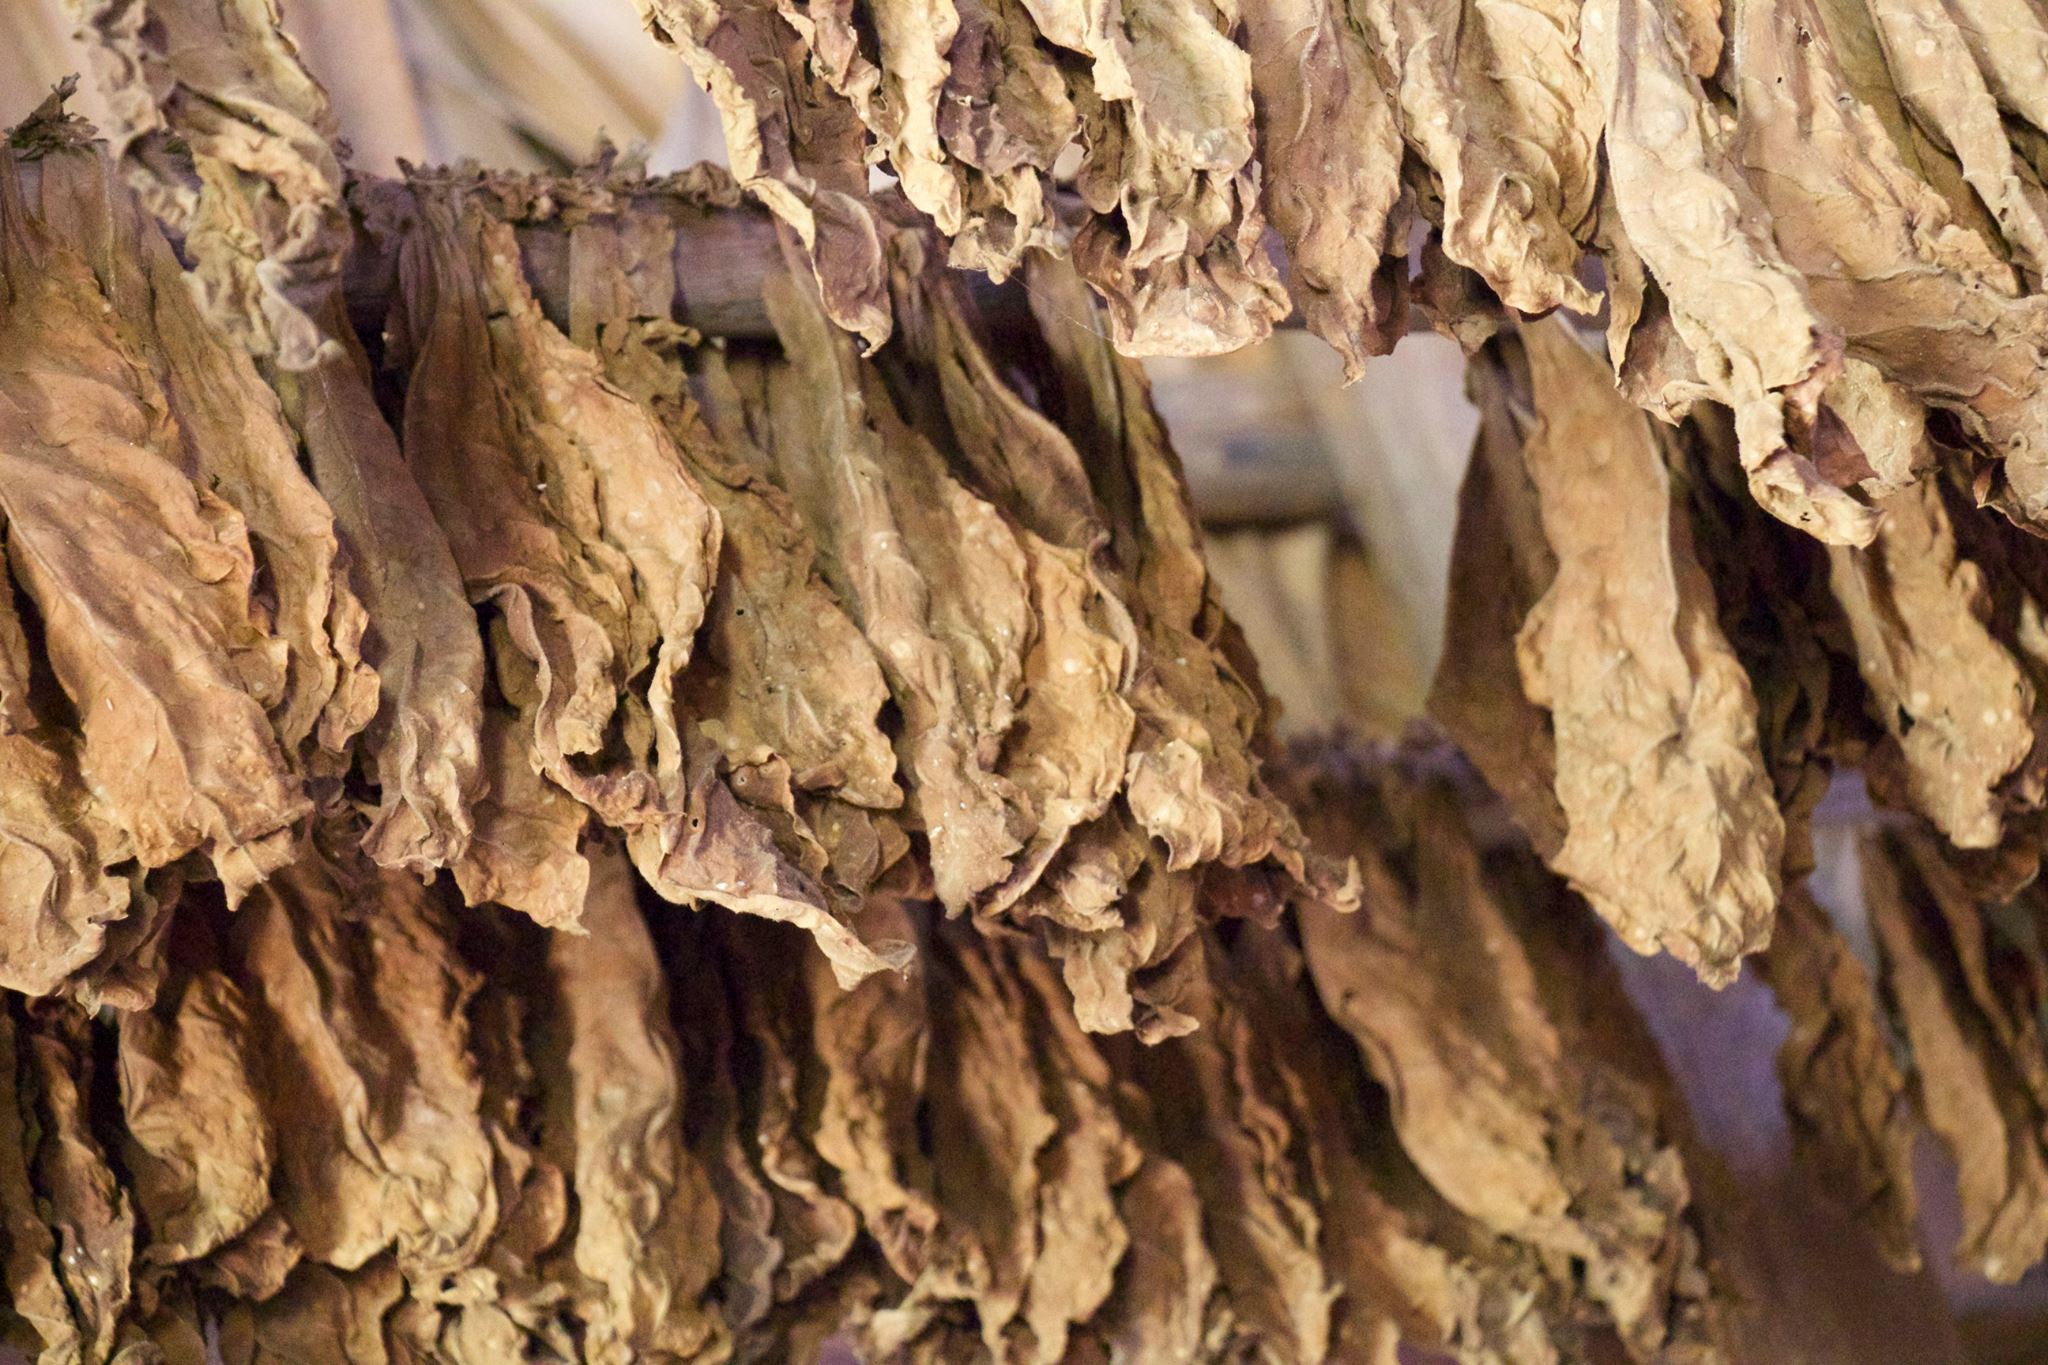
[340,189,804,341]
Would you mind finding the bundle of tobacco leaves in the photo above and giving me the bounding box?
[0,733,1763,1364]
[621,0,2048,558]
[0,70,1357,1019]
[1430,311,2048,1298]
[14,0,2048,1356]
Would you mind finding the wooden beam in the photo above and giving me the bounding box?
[340,190,808,340]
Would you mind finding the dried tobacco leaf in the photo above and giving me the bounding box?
[1827,478,2035,849]
[1725,0,2048,525]
[1867,0,2048,280]
[197,1208,303,1304]
[118,932,275,1270]
[31,131,375,785]
[1069,1155,1217,1365]
[930,0,1077,273]
[1005,947,1142,1362]
[563,205,903,877]
[782,0,957,241]
[1866,828,2048,1282]
[1659,403,1844,880]
[1428,338,1566,860]
[1117,932,1338,1363]
[882,922,1062,1357]
[1511,319,1782,982]
[217,1259,405,1365]
[229,856,496,1284]
[1299,765,1723,1359]
[712,915,863,1315]
[633,0,893,348]
[14,30,2029,1355]
[1584,0,1878,545]
[1222,922,1569,1365]
[1027,256,1344,903]
[1242,0,1405,376]
[0,143,306,904]
[451,708,592,930]
[0,1005,83,1362]
[1035,0,1292,355]
[280,304,485,875]
[533,842,725,1361]
[1357,0,1601,320]
[421,905,573,1362]
[70,0,353,367]
[797,896,942,1313]
[22,1002,138,1365]
[657,912,785,1339]
[758,263,1035,912]
[1756,884,1921,1272]
[881,240,1136,917]
[386,185,903,982]
[668,421,900,818]
[0,729,135,999]
[387,187,718,834]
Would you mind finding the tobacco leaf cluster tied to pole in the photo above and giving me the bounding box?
[4,0,2048,1358]
[630,0,2048,550]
